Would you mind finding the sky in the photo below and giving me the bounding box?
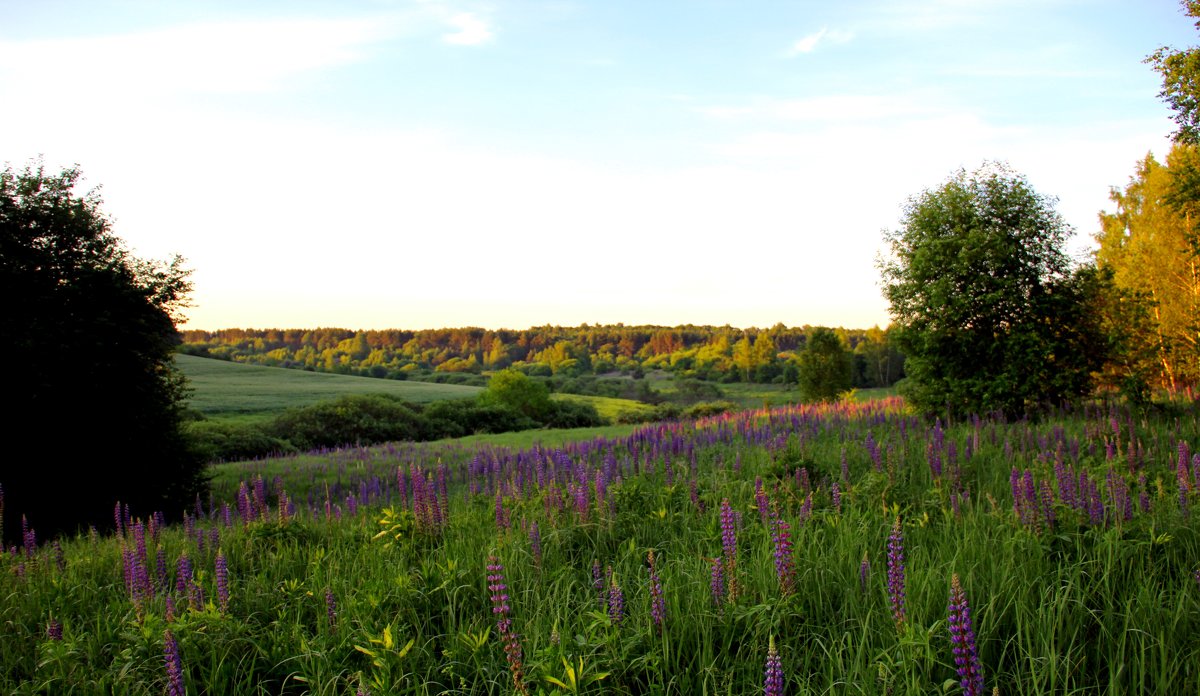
[2,0,1196,331]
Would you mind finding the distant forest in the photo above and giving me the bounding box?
[180,324,905,390]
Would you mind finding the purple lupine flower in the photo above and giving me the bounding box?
[947,574,985,696]
[755,478,770,524]
[607,567,626,627]
[648,549,665,631]
[592,560,604,599]
[770,512,796,596]
[215,550,229,613]
[486,555,528,695]
[175,554,192,600]
[709,556,726,607]
[46,619,63,641]
[720,499,738,602]
[164,629,185,696]
[165,595,176,622]
[325,587,337,629]
[189,579,205,611]
[764,635,784,696]
[831,482,842,515]
[21,516,35,558]
[886,515,907,628]
[859,552,870,593]
[528,522,542,568]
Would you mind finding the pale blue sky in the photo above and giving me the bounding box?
[2,0,1194,330]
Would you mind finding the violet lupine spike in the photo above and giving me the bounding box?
[886,515,907,629]
[607,567,626,627]
[486,555,528,696]
[648,549,665,631]
[859,552,870,593]
[764,635,784,696]
[770,512,796,596]
[325,587,337,629]
[164,629,185,696]
[215,550,229,614]
[46,619,63,641]
[831,482,842,515]
[755,478,770,524]
[176,554,192,600]
[720,498,738,603]
[947,574,986,696]
[709,556,726,607]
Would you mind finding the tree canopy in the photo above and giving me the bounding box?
[880,163,1103,418]
[0,160,204,541]
[796,327,852,402]
[1148,1,1200,145]
[1097,144,1200,395]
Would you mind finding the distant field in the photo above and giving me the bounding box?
[552,392,658,421]
[176,354,483,422]
[177,354,655,424]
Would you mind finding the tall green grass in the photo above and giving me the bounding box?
[4,398,1199,694]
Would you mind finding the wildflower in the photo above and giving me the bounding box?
[764,635,784,696]
[486,555,528,695]
[529,522,542,568]
[770,511,796,596]
[947,574,985,696]
[46,619,63,641]
[215,550,229,613]
[720,498,738,602]
[164,629,185,696]
[325,587,337,629]
[886,515,906,628]
[859,552,870,593]
[709,556,726,607]
[175,554,193,600]
[648,549,665,631]
[607,566,626,627]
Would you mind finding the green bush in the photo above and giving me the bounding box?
[544,400,606,428]
[269,394,429,450]
[185,420,297,462]
[682,400,738,419]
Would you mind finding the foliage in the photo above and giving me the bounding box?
[796,327,853,402]
[0,160,204,540]
[268,394,430,450]
[479,369,554,421]
[880,163,1102,417]
[1097,145,1200,395]
[1147,1,1200,145]
[179,323,905,390]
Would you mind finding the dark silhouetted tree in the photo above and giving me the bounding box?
[1,160,204,541]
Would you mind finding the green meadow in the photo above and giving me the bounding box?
[6,398,1200,694]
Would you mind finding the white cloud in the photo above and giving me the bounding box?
[442,12,492,46]
[785,27,853,56]
[0,18,389,96]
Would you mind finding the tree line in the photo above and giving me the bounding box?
[179,323,906,390]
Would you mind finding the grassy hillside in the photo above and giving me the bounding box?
[176,354,483,422]
[177,354,655,425]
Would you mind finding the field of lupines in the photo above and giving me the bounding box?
[4,397,1200,695]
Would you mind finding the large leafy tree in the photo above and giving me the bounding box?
[0,160,205,541]
[880,164,1103,418]
[1147,1,1200,145]
[1097,145,1200,394]
[796,327,852,402]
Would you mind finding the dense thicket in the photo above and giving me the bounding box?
[179,323,905,390]
[0,161,204,542]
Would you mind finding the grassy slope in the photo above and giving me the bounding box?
[177,354,654,424]
[176,354,483,422]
